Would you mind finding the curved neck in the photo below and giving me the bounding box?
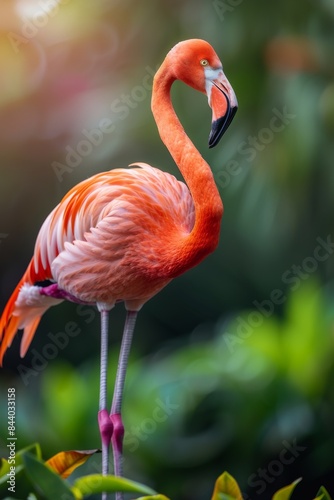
[151,63,223,272]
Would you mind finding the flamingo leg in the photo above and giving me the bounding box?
[98,309,113,500]
[110,310,138,500]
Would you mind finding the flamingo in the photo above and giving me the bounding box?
[0,39,237,499]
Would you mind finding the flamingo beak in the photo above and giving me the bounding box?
[206,69,238,148]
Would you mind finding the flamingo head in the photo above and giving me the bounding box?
[169,39,238,148]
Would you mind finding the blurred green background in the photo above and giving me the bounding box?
[0,0,334,498]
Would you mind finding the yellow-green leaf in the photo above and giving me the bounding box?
[0,443,41,482]
[46,449,99,479]
[135,496,170,500]
[211,471,243,500]
[73,474,157,496]
[272,478,302,500]
[314,486,332,500]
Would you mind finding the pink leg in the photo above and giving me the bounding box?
[110,311,138,499]
[110,413,124,477]
[98,309,137,500]
[98,309,113,500]
[98,409,113,475]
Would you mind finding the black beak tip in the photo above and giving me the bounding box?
[208,106,238,148]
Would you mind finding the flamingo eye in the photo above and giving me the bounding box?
[200,59,209,66]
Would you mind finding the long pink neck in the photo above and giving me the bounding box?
[151,63,223,273]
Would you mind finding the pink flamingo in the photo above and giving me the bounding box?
[0,39,237,498]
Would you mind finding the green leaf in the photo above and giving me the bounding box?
[2,497,25,500]
[73,474,157,496]
[314,486,332,500]
[211,472,243,500]
[135,496,170,500]
[22,453,75,500]
[0,464,24,485]
[0,443,42,480]
[272,478,302,500]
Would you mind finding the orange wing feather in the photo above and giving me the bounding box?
[0,164,194,364]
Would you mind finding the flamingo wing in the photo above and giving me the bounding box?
[0,164,194,363]
[49,163,195,306]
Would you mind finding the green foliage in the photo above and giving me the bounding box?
[136,496,170,500]
[315,486,333,500]
[272,478,301,500]
[22,453,75,500]
[211,471,243,500]
[0,443,41,481]
[72,475,156,497]
[1,448,332,500]
[1,282,333,498]
[0,445,158,499]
